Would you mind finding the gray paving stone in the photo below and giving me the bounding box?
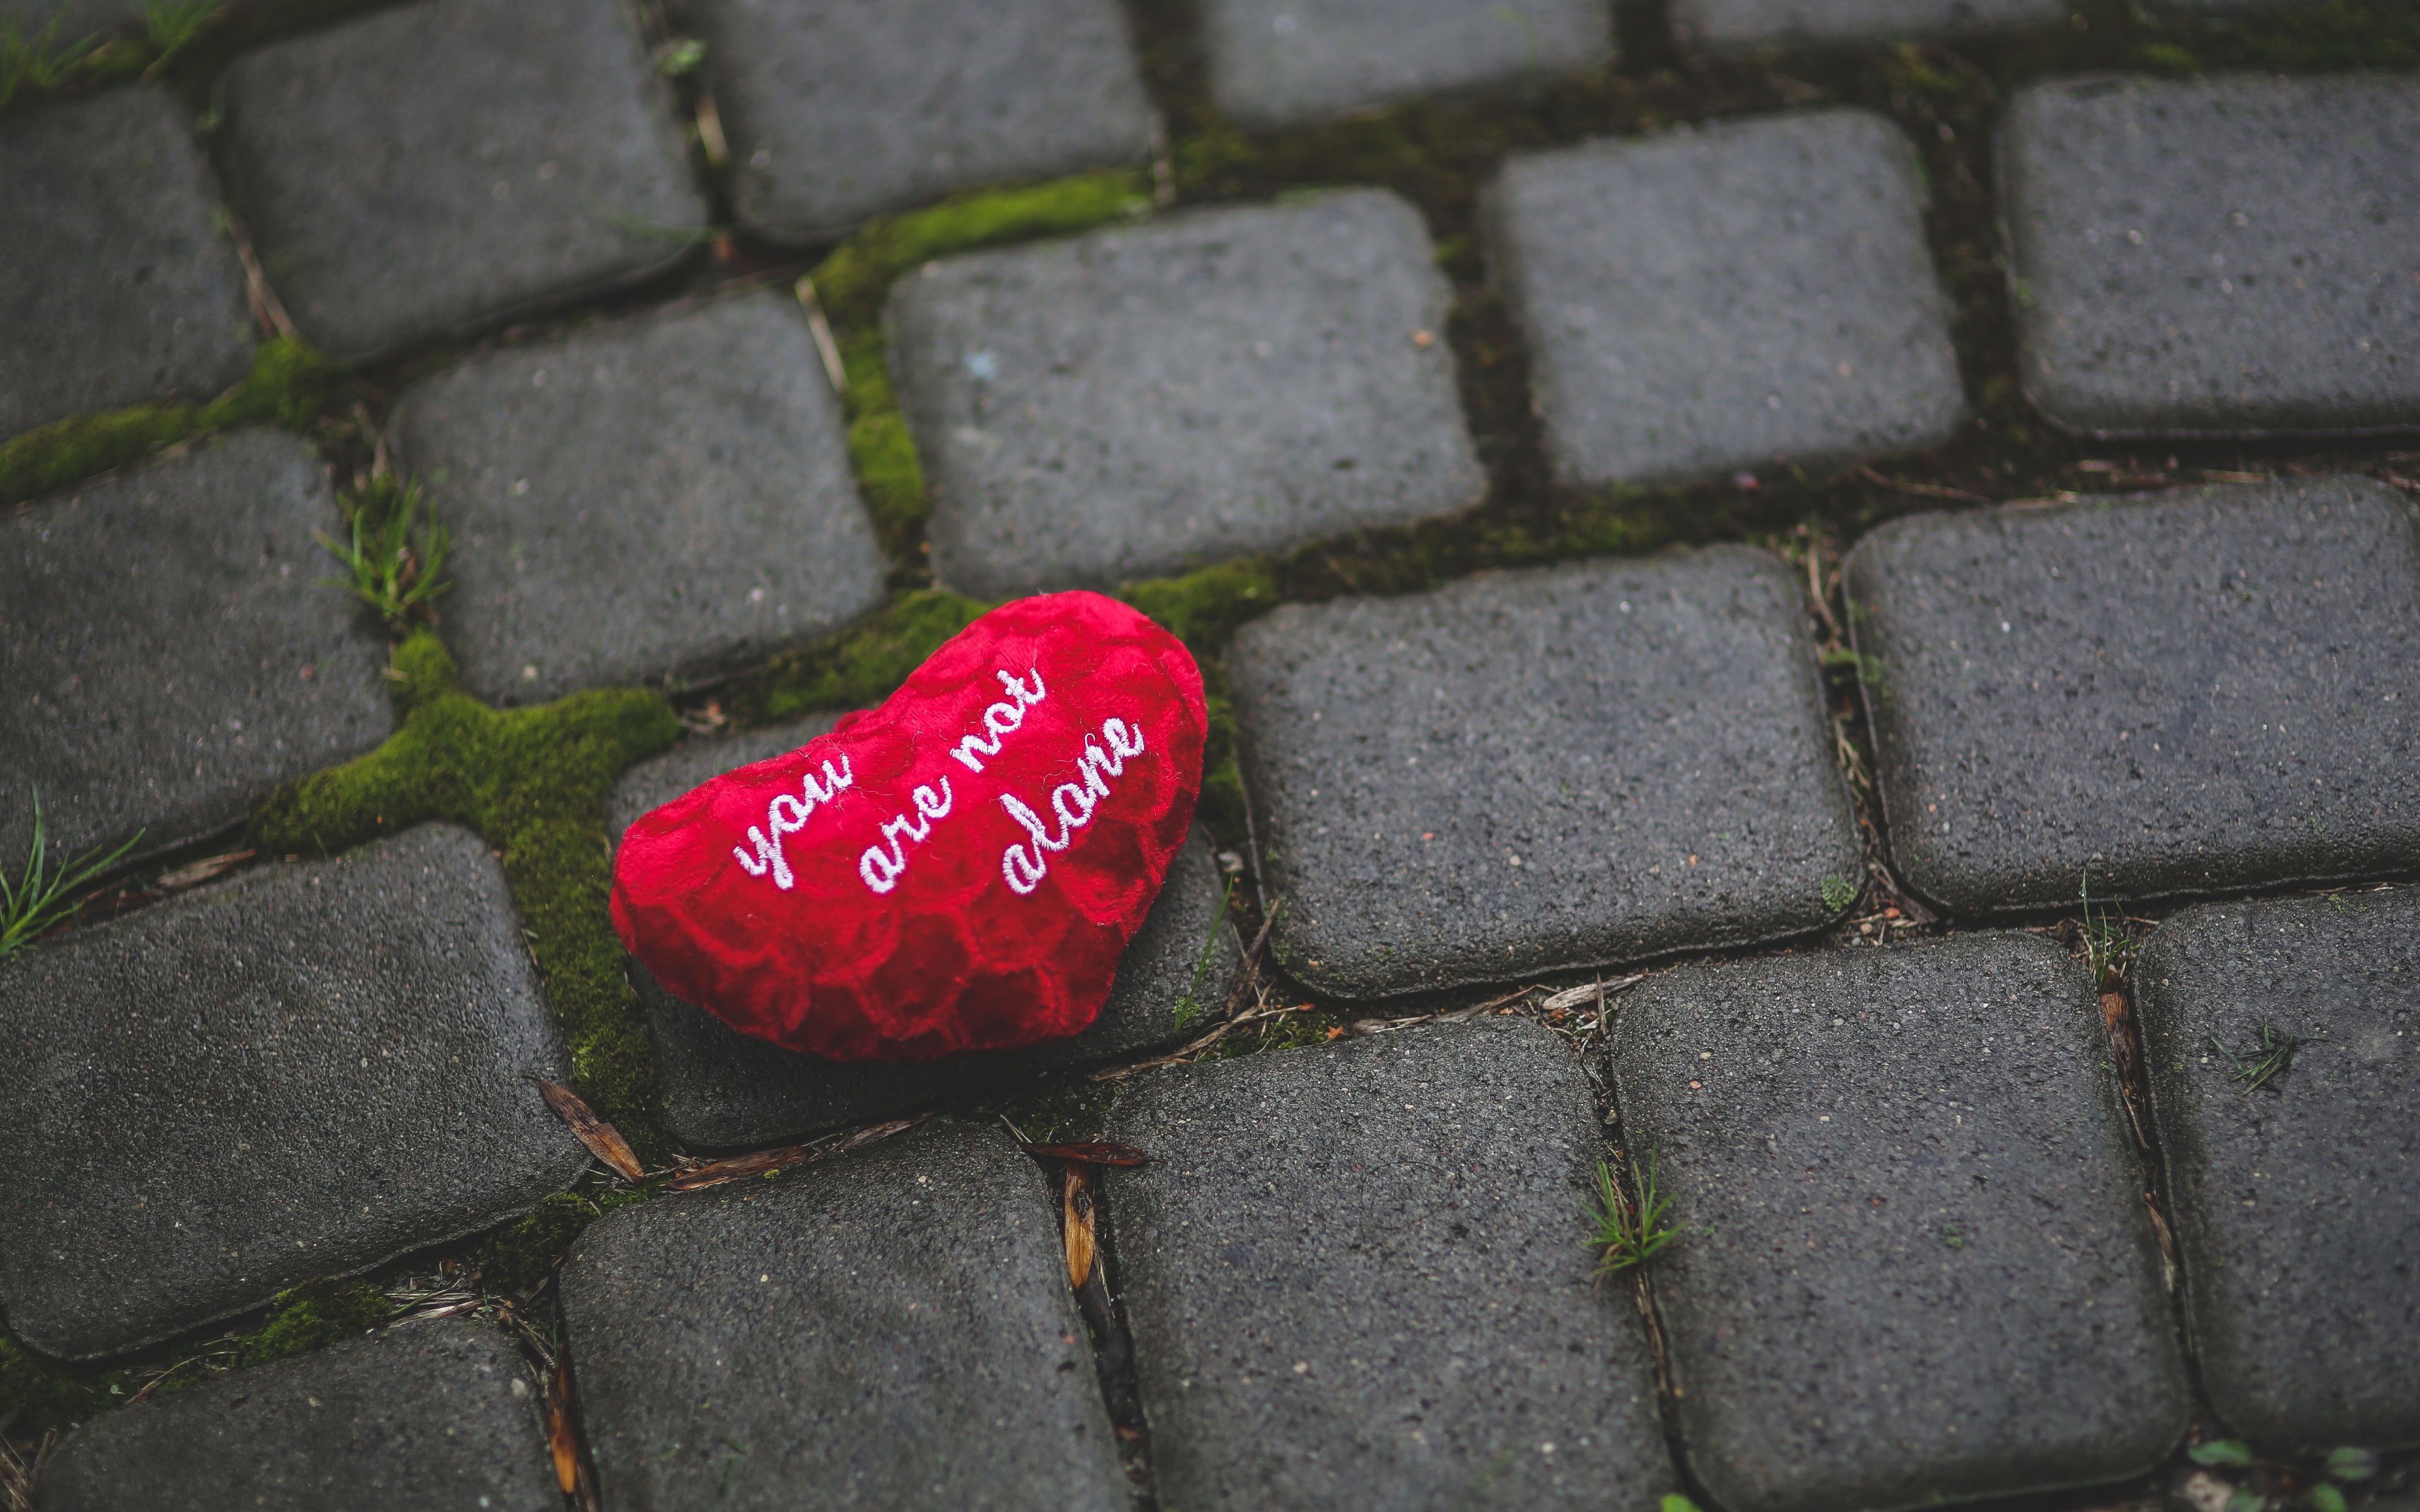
[218,0,706,365]
[561,1118,1124,1511]
[0,86,253,442]
[1200,0,1611,130]
[2000,72,2420,437]
[2136,889,2420,1453]
[1673,0,2064,49]
[393,293,887,706]
[1608,932,2191,1512]
[8,0,137,41]
[611,716,1242,1143]
[1228,548,1860,1002]
[1104,1019,1677,1511]
[1843,478,2420,917]
[0,823,586,1361]
[1486,110,1966,490]
[36,1319,558,1511]
[890,190,1485,597]
[694,0,1153,243]
[0,430,391,868]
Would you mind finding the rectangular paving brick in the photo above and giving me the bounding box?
[0,86,255,441]
[695,0,1153,241]
[611,715,1242,1145]
[1844,478,2420,916]
[2136,888,2420,1453]
[1228,549,1860,1001]
[1674,0,2063,49]
[1610,932,2191,1512]
[889,190,1485,597]
[561,1118,1126,1511]
[1487,110,1966,490]
[37,1319,558,1511]
[2000,73,2420,437]
[1,430,392,867]
[219,0,707,364]
[1201,0,1611,130]
[393,292,887,705]
[1105,1019,1678,1511]
[0,823,587,1361]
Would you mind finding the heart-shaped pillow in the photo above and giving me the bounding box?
[611,592,1207,1062]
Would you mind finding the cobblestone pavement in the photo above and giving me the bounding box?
[3,0,2416,1509]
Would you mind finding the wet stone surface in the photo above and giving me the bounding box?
[394,292,887,706]
[612,715,1242,1145]
[1672,0,2064,49]
[890,190,1484,598]
[0,430,391,866]
[37,1320,558,1512]
[1609,932,2191,1512]
[1199,0,1611,130]
[1844,478,2420,917]
[696,0,1153,241]
[2000,72,2420,437]
[1228,548,1860,1002]
[1105,1019,1678,1511]
[561,1118,1125,1512]
[2136,888,2420,1454]
[0,823,585,1361]
[219,0,706,364]
[1487,109,1964,490]
[0,86,255,442]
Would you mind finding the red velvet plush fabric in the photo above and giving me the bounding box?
[611,592,1207,1062]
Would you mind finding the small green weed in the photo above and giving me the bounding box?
[1,788,141,961]
[2327,891,2369,917]
[2076,868,2133,989]
[0,13,103,106]
[2186,1439,2378,1512]
[1170,878,1238,1032]
[139,0,217,66]
[2209,1021,2303,1096]
[1582,1150,1684,1279]
[1821,645,1889,692]
[318,475,451,634]
[1821,875,1858,914]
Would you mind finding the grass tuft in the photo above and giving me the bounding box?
[2209,1021,2303,1097]
[1582,1149,1685,1278]
[316,474,451,634]
[0,788,141,962]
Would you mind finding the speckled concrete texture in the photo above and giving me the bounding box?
[2000,72,2420,437]
[0,87,254,440]
[0,430,391,866]
[393,293,887,705]
[36,1320,558,1511]
[610,713,1240,1144]
[695,0,1153,241]
[219,0,706,363]
[1106,1019,1678,1512]
[1845,478,2420,916]
[1228,548,1860,1000]
[1674,0,2063,50]
[1486,109,1966,490]
[0,824,585,1360]
[890,190,1484,597]
[1610,932,2191,1512]
[1200,0,1611,129]
[2137,888,2420,1453]
[560,1118,1126,1511]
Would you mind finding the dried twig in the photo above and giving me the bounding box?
[1538,976,1643,1014]
[664,1113,928,1192]
[1021,1141,1148,1167]
[793,277,848,395]
[1856,464,1994,506]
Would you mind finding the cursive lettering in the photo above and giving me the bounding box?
[1000,715,1146,895]
[730,755,853,890]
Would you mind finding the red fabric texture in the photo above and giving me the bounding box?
[610,592,1207,1062]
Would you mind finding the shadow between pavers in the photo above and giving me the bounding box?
[33,1318,558,1511]
[608,714,1243,1146]
[560,1117,1126,1511]
[1106,1019,1678,1512]
[2137,887,2420,1455]
[1609,931,2190,1512]
[0,823,588,1361]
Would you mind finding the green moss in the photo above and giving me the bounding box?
[839,330,928,552]
[0,1324,134,1436]
[476,1188,648,1294]
[725,589,993,726]
[234,1278,391,1368]
[247,633,683,1157]
[0,338,342,507]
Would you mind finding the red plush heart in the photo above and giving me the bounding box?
[610,592,1207,1062]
